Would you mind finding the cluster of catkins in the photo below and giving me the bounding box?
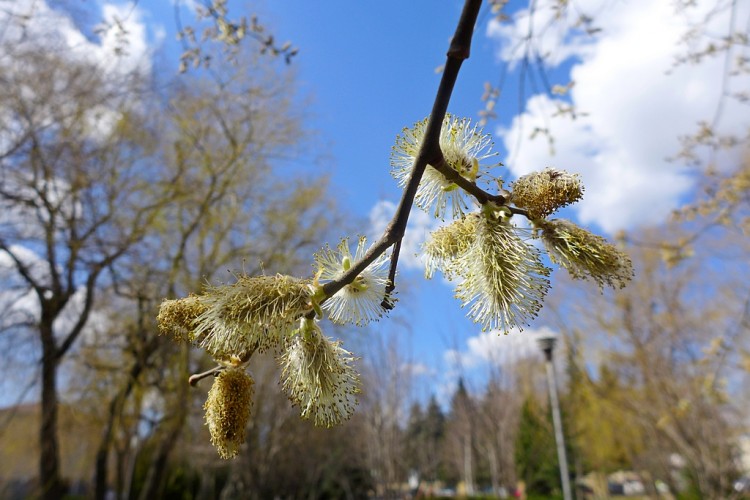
[157,236,389,458]
[394,115,632,332]
[157,114,632,458]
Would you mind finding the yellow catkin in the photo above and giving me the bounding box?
[454,214,551,333]
[278,319,360,427]
[204,368,254,459]
[156,295,207,342]
[510,168,584,220]
[194,274,313,356]
[422,213,481,279]
[538,219,633,289]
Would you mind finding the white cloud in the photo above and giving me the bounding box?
[400,362,435,377]
[96,3,153,76]
[0,245,107,339]
[1,1,153,75]
[0,1,157,144]
[0,247,40,334]
[488,0,750,233]
[368,200,443,271]
[444,325,558,369]
[0,244,48,284]
[486,1,594,67]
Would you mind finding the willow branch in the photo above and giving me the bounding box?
[321,0,483,303]
[430,157,509,205]
[189,365,225,386]
[381,238,401,309]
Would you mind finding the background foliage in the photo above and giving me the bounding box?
[0,0,749,499]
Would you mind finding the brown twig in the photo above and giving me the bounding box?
[430,156,509,205]
[188,365,225,386]
[381,238,401,310]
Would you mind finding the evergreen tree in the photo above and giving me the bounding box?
[514,397,560,496]
[423,395,446,482]
[405,402,425,474]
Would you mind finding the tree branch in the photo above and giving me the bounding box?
[430,156,509,205]
[321,0,483,303]
[0,239,43,295]
[189,365,225,386]
[56,271,99,360]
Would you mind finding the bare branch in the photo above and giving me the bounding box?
[189,365,225,386]
[321,0,484,303]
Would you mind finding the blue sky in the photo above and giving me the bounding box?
[250,1,516,210]
[245,1,571,397]
[3,0,749,404]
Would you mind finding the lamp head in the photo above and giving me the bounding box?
[537,336,557,362]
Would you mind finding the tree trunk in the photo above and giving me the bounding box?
[137,345,189,500]
[94,415,115,500]
[487,445,500,496]
[40,322,62,500]
[137,423,182,500]
[463,434,474,495]
[95,355,148,500]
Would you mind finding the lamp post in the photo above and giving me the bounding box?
[538,336,573,500]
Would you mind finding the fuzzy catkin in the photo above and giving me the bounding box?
[157,295,207,342]
[537,218,633,289]
[204,368,254,459]
[194,274,313,356]
[278,320,360,427]
[510,168,583,220]
[454,215,551,332]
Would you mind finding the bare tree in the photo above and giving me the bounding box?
[0,6,332,494]
[69,47,333,498]
[130,46,333,498]
[0,41,163,497]
[476,375,523,495]
[359,330,414,498]
[444,378,477,495]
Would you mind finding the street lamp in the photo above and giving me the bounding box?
[538,336,573,500]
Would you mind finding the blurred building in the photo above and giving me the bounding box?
[0,403,99,497]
